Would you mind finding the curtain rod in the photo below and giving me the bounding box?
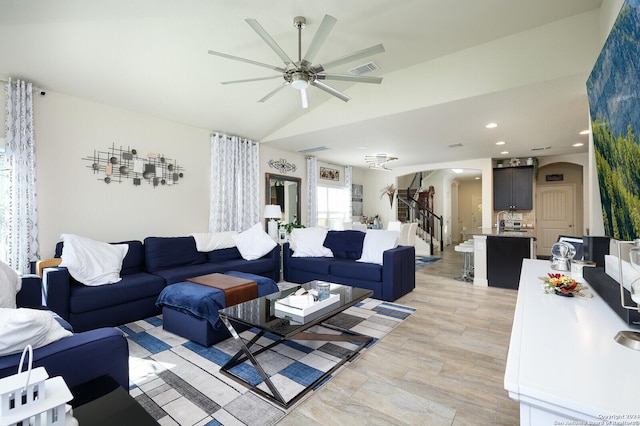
[0,78,46,95]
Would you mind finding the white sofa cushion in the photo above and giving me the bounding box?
[59,234,129,286]
[291,227,333,258]
[190,231,238,251]
[232,223,277,261]
[0,308,72,356]
[357,230,399,265]
[0,260,21,309]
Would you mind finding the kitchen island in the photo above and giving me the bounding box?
[505,259,640,424]
[472,228,535,288]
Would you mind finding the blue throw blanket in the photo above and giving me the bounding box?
[156,272,279,328]
[323,230,366,259]
[156,283,226,328]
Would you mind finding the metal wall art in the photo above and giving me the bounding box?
[268,158,297,174]
[83,144,185,187]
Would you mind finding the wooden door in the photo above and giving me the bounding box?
[536,184,576,257]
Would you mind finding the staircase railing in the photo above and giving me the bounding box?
[396,192,444,252]
[407,172,421,200]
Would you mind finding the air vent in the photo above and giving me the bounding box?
[297,146,329,153]
[448,143,464,148]
[348,61,379,75]
[531,146,551,151]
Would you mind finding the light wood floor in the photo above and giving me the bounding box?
[278,245,520,425]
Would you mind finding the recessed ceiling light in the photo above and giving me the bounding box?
[495,141,506,145]
[500,151,509,155]
[486,123,498,129]
[573,142,584,147]
[475,177,480,180]
[579,130,590,135]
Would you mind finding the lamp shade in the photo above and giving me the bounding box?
[264,204,282,220]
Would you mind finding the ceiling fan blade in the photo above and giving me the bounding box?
[300,88,309,109]
[245,19,294,66]
[310,80,350,102]
[258,82,289,103]
[208,50,285,72]
[313,44,385,72]
[316,73,383,84]
[301,14,337,67]
[221,75,283,85]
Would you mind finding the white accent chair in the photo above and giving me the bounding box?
[406,223,418,246]
[387,221,402,232]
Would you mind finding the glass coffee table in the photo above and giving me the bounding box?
[218,281,373,408]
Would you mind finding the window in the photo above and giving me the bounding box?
[317,186,349,229]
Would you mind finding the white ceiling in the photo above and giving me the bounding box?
[0,0,604,170]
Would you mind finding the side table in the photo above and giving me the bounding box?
[71,375,158,426]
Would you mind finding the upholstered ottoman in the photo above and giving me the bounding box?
[156,271,279,346]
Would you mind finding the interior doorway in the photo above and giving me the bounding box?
[534,162,584,258]
[535,183,577,257]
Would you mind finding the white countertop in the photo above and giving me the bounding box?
[504,259,640,420]
[473,228,536,238]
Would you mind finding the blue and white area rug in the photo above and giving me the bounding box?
[416,256,441,270]
[120,298,416,426]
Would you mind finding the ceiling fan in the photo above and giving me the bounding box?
[208,15,385,108]
[365,154,398,171]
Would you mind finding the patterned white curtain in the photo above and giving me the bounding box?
[345,165,353,221]
[2,79,39,273]
[209,132,260,232]
[306,156,318,227]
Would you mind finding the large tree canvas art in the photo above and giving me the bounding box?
[587,0,640,240]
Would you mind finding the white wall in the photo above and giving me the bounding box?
[33,91,211,258]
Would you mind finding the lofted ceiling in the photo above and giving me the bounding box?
[0,0,604,170]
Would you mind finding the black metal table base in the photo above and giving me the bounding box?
[219,317,373,409]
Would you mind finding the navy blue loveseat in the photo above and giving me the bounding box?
[42,236,280,332]
[0,275,129,390]
[283,230,415,301]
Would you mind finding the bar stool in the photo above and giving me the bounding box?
[454,240,474,282]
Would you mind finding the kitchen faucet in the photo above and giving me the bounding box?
[496,211,511,230]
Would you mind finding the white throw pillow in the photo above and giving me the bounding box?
[232,223,277,261]
[0,260,21,309]
[190,231,238,251]
[59,234,129,286]
[290,227,333,258]
[357,230,399,265]
[0,308,72,356]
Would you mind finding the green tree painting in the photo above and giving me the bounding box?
[587,0,640,240]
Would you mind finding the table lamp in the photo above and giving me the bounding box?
[264,205,282,241]
[614,239,640,350]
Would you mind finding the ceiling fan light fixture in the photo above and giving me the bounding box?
[365,154,398,171]
[290,72,310,90]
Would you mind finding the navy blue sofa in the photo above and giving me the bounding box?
[0,276,129,390]
[42,236,280,332]
[282,230,415,301]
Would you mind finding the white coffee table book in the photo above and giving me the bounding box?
[504,259,640,424]
[0,345,76,426]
